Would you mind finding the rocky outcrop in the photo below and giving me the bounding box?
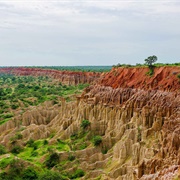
[0,67,100,85]
[99,67,180,91]
[0,87,179,179]
[0,66,179,179]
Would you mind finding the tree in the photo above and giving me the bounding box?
[144,55,157,68]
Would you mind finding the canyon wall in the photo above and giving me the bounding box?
[99,66,180,91]
[0,67,179,179]
[0,67,100,85]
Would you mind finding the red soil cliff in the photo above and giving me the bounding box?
[0,67,100,85]
[99,67,180,91]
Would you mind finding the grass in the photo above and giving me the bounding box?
[18,139,70,165]
[70,131,90,151]
[0,154,14,169]
[0,118,11,125]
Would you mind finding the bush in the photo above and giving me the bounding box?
[43,139,48,145]
[102,147,108,154]
[31,151,38,157]
[70,133,78,140]
[45,152,59,168]
[22,167,38,180]
[93,136,102,146]
[11,145,23,154]
[68,154,75,161]
[11,104,19,109]
[146,68,154,76]
[177,74,180,79]
[70,169,85,179]
[8,159,24,177]
[26,138,35,147]
[0,144,6,155]
[15,133,23,140]
[38,170,64,180]
[0,172,8,179]
[3,113,13,119]
[80,120,90,129]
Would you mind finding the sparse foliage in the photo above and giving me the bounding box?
[44,152,59,168]
[144,55,157,67]
[93,136,102,146]
[80,119,90,129]
[0,144,6,155]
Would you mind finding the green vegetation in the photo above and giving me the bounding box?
[44,152,59,168]
[146,68,154,76]
[22,167,38,180]
[0,137,84,179]
[0,155,14,169]
[80,119,91,129]
[177,74,180,79]
[113,61,180,68]
[11,145,23,155]
[93,135,102,146]
[0,144,6,155]
[144,55,157,76]
[70,131,89,151]
[33,66,112,72]
[68,154,75,161]
[0,74,89,125]
[144,55,157,68]
[38,170,65,180]
[70,169,85,179]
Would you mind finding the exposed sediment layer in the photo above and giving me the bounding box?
[0,67,100,85]
[100,66,180,91]
[0,67,179,179]
[0,87,179,179]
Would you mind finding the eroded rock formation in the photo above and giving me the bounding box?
[0,67,180,179]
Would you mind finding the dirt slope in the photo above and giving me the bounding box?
[100,67,180,91]
[0,67,100,85]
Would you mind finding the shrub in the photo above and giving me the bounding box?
[70,169,85,179]
[102,147,108,154]
[31,151,38,157]
[93,136,102,146]
[26,138,35,147]
[10,133,23,144]
[0,144,6,155]
[70,133,78,140]
[38,170,64,180]
[8,159,24,177]
[146,68,154,76]
[45,152,59,168]
[11,104,19,109]
[177,74,180,79]
[15,133,23,140]
[22,167,38,180]
[11,145,23,154]
[3,113,13,119]
[0,172,7,179]
[26,138,38,150]
[68,154,75,161]
[43,139,48,145]
[80,119,90,129]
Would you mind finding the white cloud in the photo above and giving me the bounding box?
[0,0,180,65]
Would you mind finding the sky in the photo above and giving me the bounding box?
[0,0,180,66]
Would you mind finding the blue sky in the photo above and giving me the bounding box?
[0,0,180,66]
